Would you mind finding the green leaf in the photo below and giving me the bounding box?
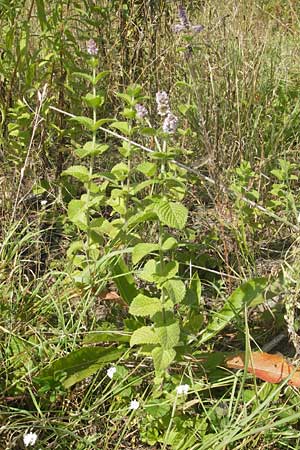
[132,243,159,264]
[75,142,109,158]
[163,279,186,303]
[152,347,176,371]
[94,70,110,85]
[136,162,157,177]
[161,236,178,251]
[155,200,188,230]
[129,294,161,317]
[130,326,159,347]
[83,93,104,108]
[83,330,130,344]
[72,72,93,84]
[110,121,132,136]
[70,116,94,131]
[155,321,180,348]
[198,277,268,345]
[62,165,90,182]
[111,162,129,181]
[93,118,114,131]
[109,257,138,304]
[140,127,157,136]
[154,261,179,283]
[35,0,48,31]
[38,346,124,388]
[68,200,87,230]
[138,259,156,282]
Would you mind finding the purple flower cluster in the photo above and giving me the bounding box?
[86,39,98,56]
[135,103,148,119]
[173,5,204,34]
[156,91,170,116]
[163,113,178,134]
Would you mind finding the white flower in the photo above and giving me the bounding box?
[129,399,140,410]
[107,366,117,379]
[176,384,190,395]
[40,200,47,206]
[23,432,38,447]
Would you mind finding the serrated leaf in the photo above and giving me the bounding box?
[70,116,94,131]
[38,346,123,388]
[155,200,188,230]
[111,162,129,181]
[163,279,186,303]
[68,200,87,230]
[138,259,156,282]
[72,72,93,83]
[198,277,268,345]
[132,243,159,264]
[129,294,161,317]
[84,93,104,108]
[136,162,157,177]
[152,347,176,371]
[155,321,180,348]
[75,142,109,158]
[62,165,90,182]
[130,326,159,347]
[110,121,132,136]
[154,261,179,283]
[94,70,110,85]
[161,236,178,251]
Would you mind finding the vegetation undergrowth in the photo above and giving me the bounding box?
[2,1,300,449]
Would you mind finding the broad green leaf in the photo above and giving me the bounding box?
[127,211,157,227]
[198,278,268,345]
[140,127,157,136]
[84,93,104,108]
[93,118,114,130]
[130,326,159,347]
[154,261,179,283]
[70,116,94,131]
[136,162,157,177]
[163,279,186,303]
[72,72,93,83]
[110,121,132,136]
[161,236,178,251]
[68,200,87,230]
[132,243,159,265]
[62,165,90,182]
[155,321,180,348]
[138,259,156,282]
[38,346,123,388]
[94,70,110,85]
[111,162,129,181]
[129,294,161,317]
[155,200,188,230]
[152,347,176,371]
[75,142,109,158]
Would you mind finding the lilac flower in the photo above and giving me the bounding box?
[191,25,205,33]
[86,39,98,56]
[178,5,190,28]
[156,91,170,116]
[135,103,148,119]
[173,5,204,35]
[163,113,178,134]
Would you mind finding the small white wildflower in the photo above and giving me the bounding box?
[176,384,190,395]
[23,432,38,447]
[40,199,47,206]
[129,399,140,410]
[107,366,117,379]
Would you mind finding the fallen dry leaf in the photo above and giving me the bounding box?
[226,351,300,387]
